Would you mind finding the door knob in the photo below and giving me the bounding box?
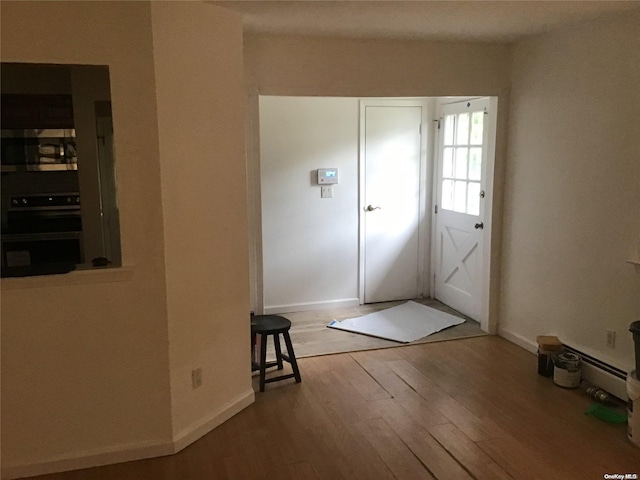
[474,222,484,229]
[366,205,381,212]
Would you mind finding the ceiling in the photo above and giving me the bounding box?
[210,1,639,42]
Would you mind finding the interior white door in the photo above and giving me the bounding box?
[363,104,422,303]
[434,98,494,320]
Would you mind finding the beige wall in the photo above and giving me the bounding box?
[245,34,511,97]
[500,11,640,369]
[244,34,512,328]
[0,0,173,471]
[150,2,253,439]
[1,1,252,476]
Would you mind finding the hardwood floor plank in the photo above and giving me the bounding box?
[287,462,320,480]
[291,361,397,480]
[396,343,507,418]
[385,354,507,441]
[476,436,567,480]
[285,391,354,479]
[355,417,436,480]
[382,405,474,480]
[223,454,265,480]
[489,400,640,476]
[350,349,417,397]
[351,350,450,427]
[324,353,392,401]
[301,356,382,424]
[426,423,514,480]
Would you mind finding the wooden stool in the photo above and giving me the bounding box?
[251,314,301,392]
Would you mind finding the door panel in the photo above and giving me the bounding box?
[434,98,492,320]
[363,105,422,303]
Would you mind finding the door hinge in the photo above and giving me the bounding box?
[434,205,438,214]
[419,123,422,134]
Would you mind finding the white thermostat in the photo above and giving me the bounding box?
[317,168,338,184]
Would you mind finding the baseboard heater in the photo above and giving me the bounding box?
[563,344,628,400]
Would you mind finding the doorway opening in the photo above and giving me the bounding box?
[249,95,498,353]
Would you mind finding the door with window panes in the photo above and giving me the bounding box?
[434,98,491,320]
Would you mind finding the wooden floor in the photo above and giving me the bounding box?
[27,336,638,480]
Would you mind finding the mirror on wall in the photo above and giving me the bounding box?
[1,63,121,276]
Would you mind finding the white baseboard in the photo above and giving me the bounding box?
[498,327,537,354]
[264,297,360,315]
[498,327,628,401]
[172,388,255,453]
[1,438,174,480]
[1,389,255,480]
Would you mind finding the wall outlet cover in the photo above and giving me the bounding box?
[605,330,616,348]
[192,367,203,389]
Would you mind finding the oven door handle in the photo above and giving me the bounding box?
[1,231,82,242]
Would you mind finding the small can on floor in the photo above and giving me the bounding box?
[553,352,581,388]
[536,335,563,377]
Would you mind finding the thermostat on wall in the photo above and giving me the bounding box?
[317,168,338,184]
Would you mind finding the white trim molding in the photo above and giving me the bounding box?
[2,389,255,480]
[2,439,174,480]
[172,389,255,453]
[264,298,360,315]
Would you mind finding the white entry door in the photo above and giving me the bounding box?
[362,102,424,304]
[434,98,496,322]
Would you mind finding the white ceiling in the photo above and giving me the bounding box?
[210,0,639,42]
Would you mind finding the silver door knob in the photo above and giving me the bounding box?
[366,205,381,212]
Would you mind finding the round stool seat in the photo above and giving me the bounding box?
[250,314,301,392]
[251,314,291,334]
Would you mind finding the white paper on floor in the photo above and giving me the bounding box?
[327,301,465,343]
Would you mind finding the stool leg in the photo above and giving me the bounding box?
[273,333,283,370]
[259,333,268,392]
[251,332,256,365]
[283,331,301,383]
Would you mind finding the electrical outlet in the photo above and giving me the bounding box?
[321,186,333,198]
[192,367,203,389]
[605,330,616,348]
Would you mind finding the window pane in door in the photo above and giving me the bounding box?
[455,148,468,179]
[456,113,469,145]
[469,147,482,181]
[454,180,467,213]
[470,111,484,145]
[442,179,454,210]
[444,115,455,146]
[467,182,480,216]
[443,147,454,178]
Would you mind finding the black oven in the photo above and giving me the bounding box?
[1,129,77,172]
[1,193,83,271]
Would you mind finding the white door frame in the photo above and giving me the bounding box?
[430,96,498,333]
[358,98,433,304]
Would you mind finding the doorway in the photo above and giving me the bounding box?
[253,95,497,332]
[432,97,498,330]
[360,100,428,304]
